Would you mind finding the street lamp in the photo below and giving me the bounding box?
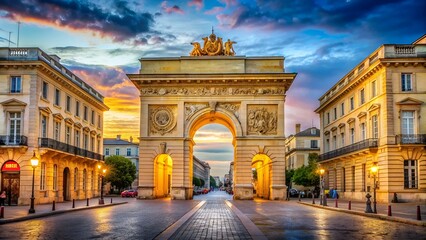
[98,164,107,204]
[319,168,325,206]
[29,151,39,214]
[371,164,378,214]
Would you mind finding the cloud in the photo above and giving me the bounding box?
[205,7,224,15]
[188,0,203,10]
[161,1,185,14]
[0,0,155,43]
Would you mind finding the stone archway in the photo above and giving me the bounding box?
[128,50,296,200]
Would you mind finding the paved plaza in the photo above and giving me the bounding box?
[0,191,424,239]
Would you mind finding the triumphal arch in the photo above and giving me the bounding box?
[128,32,296,200]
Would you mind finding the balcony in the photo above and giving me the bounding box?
[396,134,426,145]
[0,135,28,146]
[319,138,378,162]
[39,138,104,161]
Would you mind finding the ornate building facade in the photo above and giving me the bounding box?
[193,156,210,189]
[315,35,426,203]
[0,48,108,205]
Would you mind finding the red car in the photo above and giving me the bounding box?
[121,189,138,197]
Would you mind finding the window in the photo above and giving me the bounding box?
[97,115,101,128]
[362,164,366,191]
[83,169,87,191]
[75,101,80,117]
[326,139,330,152]
[310,140,318,148]
[371,80,377,97]
[54,88,61,106]
[401,73,412,91]
[360,123,366,140]
[40,162,46,190]
[341,103,345,116]
[54,121,61,141]
[350,97,354,111]
[401,111,414,135]
[75,130,80,147]
[41,115,48,138]
[42,81,48,99]
[333,107,337,120]
[351,166,355,192]
[372,115,378,138]
[127,148,132,156]
[341,133,345,147]
[53,164,58,191]
[106,148,110,156]
[74,168,79,190]
[10,76,22,93]
[332,136,337,150]
[91,171,94,190]
[83,133,88,150]
[66,95,71,112]
[8,112,21,144]
[115,148,120,155]
[91,136,95,151]
[66,126,71,144]
[350,128,355,144]
[404,160,417,189]
[327,112,330,124]
[91,110,95,124]
[342,167,346,192]
[97,139,100,153]
[360,88,365,105]
[83,106,88,121]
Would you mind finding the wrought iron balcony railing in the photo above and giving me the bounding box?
[0,135,28,146]
[39,138,104,161]
[319,138,378,162]
[396,134,426,145]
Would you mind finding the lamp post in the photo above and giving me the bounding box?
[29,151,39,214]
[371,164,378,214]
[319,168,325,206]
[98,164,107,205]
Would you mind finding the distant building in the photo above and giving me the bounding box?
[193,156,210,188]
[213,176,221,188]
[103,135,139,188]
[315,35,426,203]
[0,48,108,205]
[285,124,321,170]
[229,162,234,188]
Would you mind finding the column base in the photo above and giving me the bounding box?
[270,185,287,200]
[234,184,253,200]
[137,186,156,199]
[171,187,193,200]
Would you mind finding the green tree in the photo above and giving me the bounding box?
[252,169,258,181]
[285,168,295,187]
[104,155,137,192]
[292,153,320,187]
[193,177,201,187]
[200,178,205,187]
[210,176,217,188]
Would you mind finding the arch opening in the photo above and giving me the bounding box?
[154,154,173,198]
[252,154,272,199]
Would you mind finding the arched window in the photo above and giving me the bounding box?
[40,162,46,190]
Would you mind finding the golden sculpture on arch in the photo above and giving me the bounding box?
[190,29,237,56]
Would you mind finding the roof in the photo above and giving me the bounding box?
[294,127,320,137]
[103,138,137,146]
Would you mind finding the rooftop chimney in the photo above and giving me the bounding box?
[296,124,301,134]
[116,135,121,140]
[129,136,133,143]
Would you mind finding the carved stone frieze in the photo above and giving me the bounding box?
[149,105,177,135]
[247,105,278,135]
[185,103,209,121]
[141,87,285,96]
[218,102,240,119]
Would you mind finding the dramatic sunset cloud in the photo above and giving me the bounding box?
[1,0,424,177]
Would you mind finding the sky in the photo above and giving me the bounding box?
[0,0,424,178]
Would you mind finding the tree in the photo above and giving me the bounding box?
[285,168,295,187]
[193,177,201,187]
[210,176,217,188]
[200,178,205,187]
[292,153,320,187]
[104,155,137,192]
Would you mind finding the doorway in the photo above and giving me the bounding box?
[1,160,21,205]
[63,167,70,201]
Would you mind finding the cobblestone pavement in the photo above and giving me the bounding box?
[170,200,252,240]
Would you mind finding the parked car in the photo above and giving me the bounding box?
[289,188,299,197]
[121,189,138,197]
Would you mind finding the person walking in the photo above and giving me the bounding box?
[0,190,6,206]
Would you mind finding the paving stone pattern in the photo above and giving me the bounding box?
[170,200,252,240]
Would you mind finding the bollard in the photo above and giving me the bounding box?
[388,205,392,216]
[72,199,75,208]
[87,198,89,206]
[417,205,421,221]
[111,198,113,204]
[323,195,327,206]
[348,200,351,210]
[335,198,338,208]
[298,193,301,202]
[52,201,56,211]
[0,206,4,218]
[312,194,315,204]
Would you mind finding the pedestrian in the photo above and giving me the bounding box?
[0,190,6,206]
